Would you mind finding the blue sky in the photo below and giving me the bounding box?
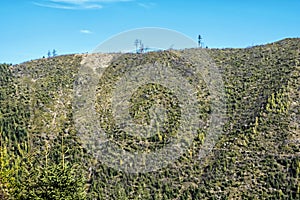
[0,0,299,64]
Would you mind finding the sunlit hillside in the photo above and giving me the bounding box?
[0,38,299,199]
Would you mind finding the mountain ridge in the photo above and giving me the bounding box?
[0,38,299,199]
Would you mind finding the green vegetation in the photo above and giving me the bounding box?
[0,38,299,199]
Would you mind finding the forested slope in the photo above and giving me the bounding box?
[0,38,299,199]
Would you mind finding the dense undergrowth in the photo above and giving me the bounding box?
[0,38,299,199]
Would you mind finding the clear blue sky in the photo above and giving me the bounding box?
[1,0,299,64]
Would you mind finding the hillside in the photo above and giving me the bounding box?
[0,38,299,199]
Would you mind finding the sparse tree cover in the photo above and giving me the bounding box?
[47,49,57,58]
[134,39,144,53]
[52,49,57,57]
[0,38,299,199]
